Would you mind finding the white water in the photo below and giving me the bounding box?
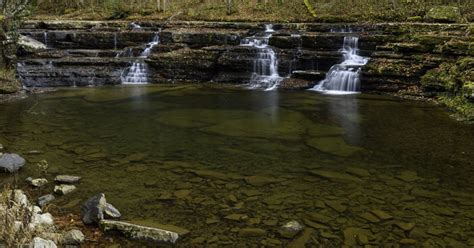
[310,36,368,94]
[121,33,160,85]
[43,32,48,47]
[240,24,282,91]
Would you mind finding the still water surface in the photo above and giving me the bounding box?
[1,85,473,246]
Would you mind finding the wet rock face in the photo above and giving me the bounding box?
[17,21,471,94]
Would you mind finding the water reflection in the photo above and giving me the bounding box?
[325,94,360,145]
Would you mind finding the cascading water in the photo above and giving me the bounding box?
[121,33,160,85]
[43,32,48,47]
[310,36,368,94]
[240,24,282,91]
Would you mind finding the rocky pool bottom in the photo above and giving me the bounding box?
[0,85,473,247]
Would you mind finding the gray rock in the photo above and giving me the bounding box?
[81,193,107,225]
[61,229,85,245]
[100,219,189,244]
[54,175,81,184]
[31,213,54,227]
[18,35,47,53]
[0,153,26,173]
[29,237,57,248]
[38,194,56,208]
[104,203,121,219]
[54,185,76,195]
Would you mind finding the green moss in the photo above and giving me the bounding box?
[425,6,461,23]
[436,40,474,56]
[438,95,474,122]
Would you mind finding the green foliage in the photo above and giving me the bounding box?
[438,95,474,122]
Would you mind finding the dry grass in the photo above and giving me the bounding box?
[0,185,35,247]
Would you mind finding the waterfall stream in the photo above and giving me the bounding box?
[310,36,368,94]
[121,33,160,85]
[240,24,282,91]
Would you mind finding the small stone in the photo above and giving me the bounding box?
[81,193,107,225]
[61,229,85,245]
[411,188,441,199]
[397,171,419,182]
[357,234,369,245]
[278,220,304,238]
[29,178,49,187]
[263,219,278,226]
[320,231,339,239]
[54,175,81,184]
[427,227,445,236]
[343,228,372,246]
[37,194,55,208]
[346,167,370,177]
[191,237,206,244]
[359,212,380,223]
[238,228,266,237]
[224,214,248,221]
[310,170,363,183]
[244,175,283,186]
[225,183,240,190]
[288,228,315,248]
[0,153,26,173]
[324,200,347,213]
[104,203,121,219]
[206,218,219,224]
[305,212,332,224]
[173,190,191,199]
[393,221,415,231]
[30,237,57,248]
[54,184,76,195]
[400,238,417,245]
[369,209,393,220]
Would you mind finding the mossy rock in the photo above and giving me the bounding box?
[462,82,474,102]
[421,57,473,94]
[437,40,474,56]
[425,6,461,23]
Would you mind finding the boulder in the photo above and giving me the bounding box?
[61,229,85,245]
[18,35,47,54]
[425,6,461,23]
[81,193,107,225]
[54,175,81,184]
[0,153,26,173]
[29,237,57,248]
[31,213,54,227]
[100,219,189,244]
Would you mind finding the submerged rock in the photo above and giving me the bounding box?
[278,220,304,238]
[343,227,373,246]
[54,175,81,184]
[100,219,188,244]
[244,175,283,186]
[238,228,267,237]
[310,169,363,183]
[0,153,26,173]
[81,193,107,225]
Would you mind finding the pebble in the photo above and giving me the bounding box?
[238,228,266,237]
[61,229,85,245]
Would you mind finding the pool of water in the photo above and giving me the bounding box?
[1,85,473,246]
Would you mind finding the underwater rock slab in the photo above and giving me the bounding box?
[100,220,189,244]
[310,170,363,183]
[306,137,363,157]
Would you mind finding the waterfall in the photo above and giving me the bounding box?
[113,33,118,50]
[43,32,48,47]
[310,36,368,94]
[240,24,282,91]
[121,33,160,85]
